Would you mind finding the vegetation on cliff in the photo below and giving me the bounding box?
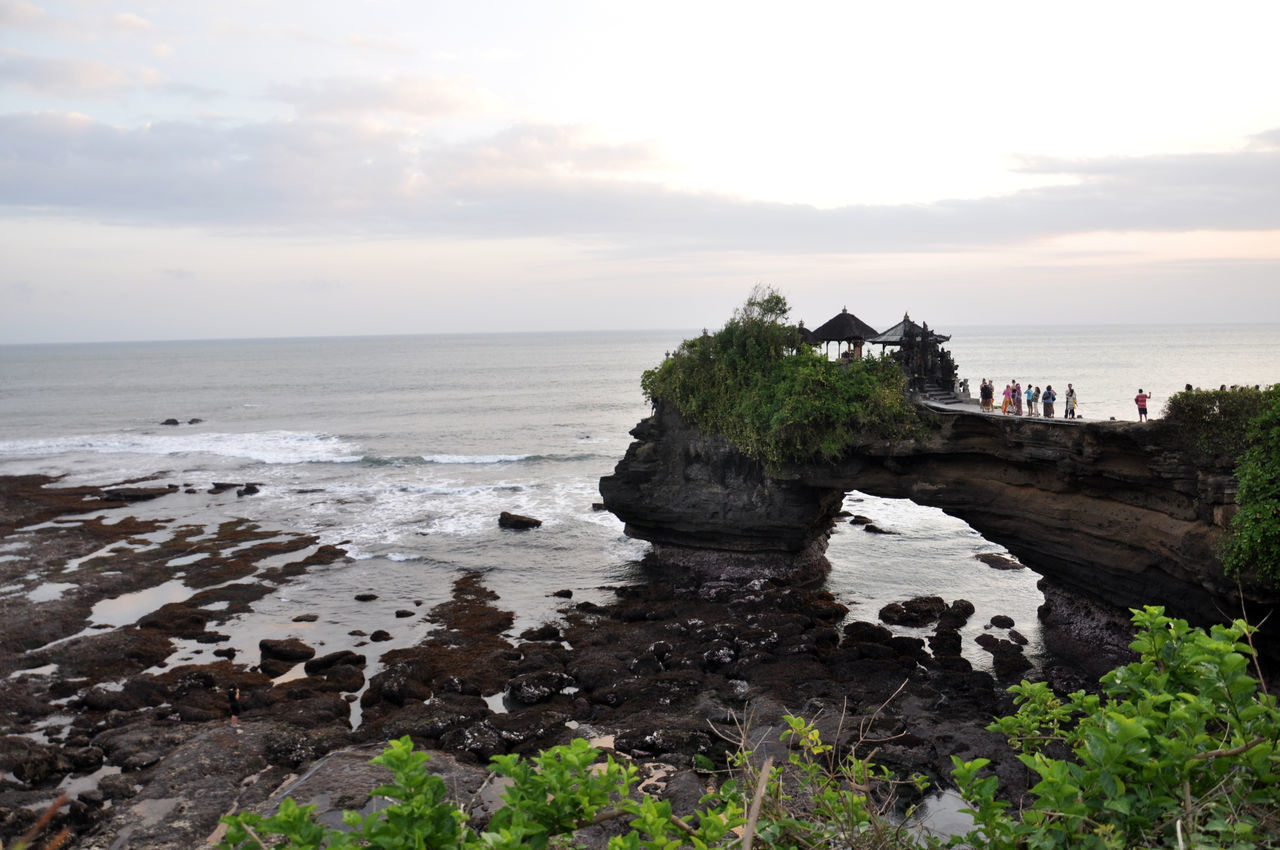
[1220,386,1280,582]
[217,608,1279,849]
[1162,386,1276,461]
[1164,385,1280,582]
[639,287,920,465]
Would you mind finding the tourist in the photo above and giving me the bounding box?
[1001,384,1012,414]
[1065,384,1077,419]
[228,685,241,730]
[1025,384,1036,416]
[1012,381,1022,416]
[1135,389,1152,422]
[980,379,994,412]
[1042,385,1057,418]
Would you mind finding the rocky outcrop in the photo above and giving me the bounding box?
[600,405,1280,650]
[598,409,844,583]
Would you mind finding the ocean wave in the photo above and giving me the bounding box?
[422,453,532,465]
[419,452,606,465]
[0,431,363,465]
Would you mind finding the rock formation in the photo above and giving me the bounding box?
[598,408,844,584]
[600,404,1280,654]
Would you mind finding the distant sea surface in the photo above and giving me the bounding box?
[2,325,1277,686]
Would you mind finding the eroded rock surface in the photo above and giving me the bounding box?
[601,406,1280,653]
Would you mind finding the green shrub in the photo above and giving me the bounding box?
[1162,386,1272,460]
[952,606,1280,849]
[641,287,921,465]
[1219,385,1280,582]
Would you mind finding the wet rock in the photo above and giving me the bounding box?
[237,484,260,497]
[0,737,70,785]
[614,727,711,760]
[498,511,542,530]
[519,623,562,641]
[81,686,144,713]
[304,651,366,675]
[259,638,316,663]
[505,671,575,706]
[378,695,487,742]
[552,589,573,598]
[317,665,365,693]
[863,523,899,534]
[976,635,1033,679]
[928,628,963,658]
[354,593,378,602]
[213,648,237,660]
[843,621,894,644]
[879,596,947,627]
[938,599,976,631]
[362,662,435,709]
[974,552,1023,570]
[292,613,319,622]
[849,515,873,525]
[209,482,239,493]
[439,721,504,761]
[989,614,1016,629]
[194,631,230,644]
[259,658,296,678]
[395,609,415,618]
[263,727,349,769]
[97,773,138,800]
[370,630,392,642]
[161,418,180,426]
[138,604,209,638]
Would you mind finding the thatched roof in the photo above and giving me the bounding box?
[869,312,950,346]
[809,307,879,343]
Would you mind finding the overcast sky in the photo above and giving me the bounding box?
[3,1,1279,343]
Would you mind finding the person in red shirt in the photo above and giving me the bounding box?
[1135,389,1152,422]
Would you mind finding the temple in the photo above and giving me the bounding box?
[869,311,961,396]
[802,308,962,397]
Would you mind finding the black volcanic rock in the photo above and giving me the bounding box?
[598,407,845,582]
[498,511,542,529]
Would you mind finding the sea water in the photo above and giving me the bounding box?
[1,326,1277,685]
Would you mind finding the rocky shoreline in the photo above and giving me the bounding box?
[1,474,1115,849]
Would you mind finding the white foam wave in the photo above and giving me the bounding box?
[0,431,363,465]
[422,454,531,465]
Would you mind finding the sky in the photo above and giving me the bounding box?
[2,1,1279,343]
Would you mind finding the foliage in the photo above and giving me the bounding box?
[641,286,921,465]
[218,734,742,850]
[951,606,1280,849]
[1162,386,1273,460]
[1219,385,1280,581]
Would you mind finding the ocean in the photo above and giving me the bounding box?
[2,325,1278,708]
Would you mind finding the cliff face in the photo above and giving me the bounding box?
[600,405,1279,636]
[598,407,845,583]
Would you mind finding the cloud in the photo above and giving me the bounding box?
[0,50,131,97]
[1,109,1277,255]
[0,0,47,28]
[346,33,415,55]
[269,74,499,118]
[110,12,151,33]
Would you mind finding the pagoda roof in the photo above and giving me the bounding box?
[809,307,879,343]
[869,312,950,346]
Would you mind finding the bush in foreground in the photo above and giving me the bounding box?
[218,607,1279,849]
